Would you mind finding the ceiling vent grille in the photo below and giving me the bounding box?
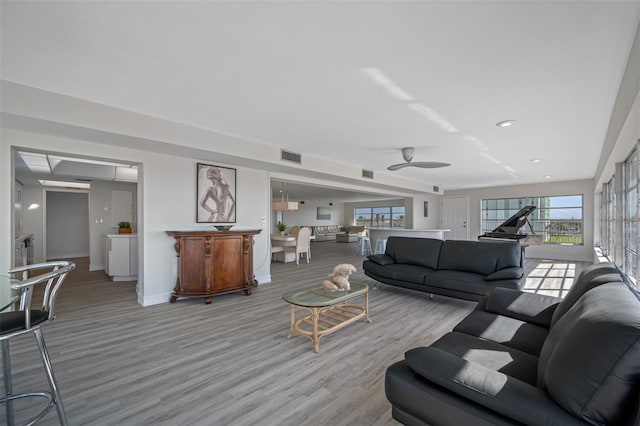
[433,185,440,192]
[362,169,374,179]
[281,149,302,164]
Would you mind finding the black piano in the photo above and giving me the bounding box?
[479,205,539,243]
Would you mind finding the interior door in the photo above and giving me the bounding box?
[441,197,469,240]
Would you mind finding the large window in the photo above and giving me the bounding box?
[604,176,616,258]
[355,206,405,228]
[624,149,638,282]
[598,142,639,287]
[481,195,583,245]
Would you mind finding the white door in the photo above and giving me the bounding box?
[441,197,469,240]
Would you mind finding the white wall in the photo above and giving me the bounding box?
[445,179,595,261]
[409,193,441,229]
[1,130,271,307]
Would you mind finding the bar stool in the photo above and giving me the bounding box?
[1,261,75,426]
[374,238,388,255]
[356,236,372,256]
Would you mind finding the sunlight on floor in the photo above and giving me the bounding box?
[523,261,578,298]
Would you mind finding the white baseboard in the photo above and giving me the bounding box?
[89,262,104,272]
[256,274,271,284]
[111,275,137,282]
[139,292,172,307]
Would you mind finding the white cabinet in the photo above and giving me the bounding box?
[104,234,137,281]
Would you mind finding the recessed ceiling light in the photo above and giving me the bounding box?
[530,159,541,163]
[496,120,516,127]
[544,175,552,179]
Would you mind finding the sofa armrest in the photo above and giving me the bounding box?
[367,254,395,266]
[485,267,523,281]
[405,347,585,426]
[484,288,560,328]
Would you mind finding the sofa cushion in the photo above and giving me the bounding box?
[385,360,520,425]
[538,282,640,425]
[426,270,519,297]
[453,310,550,356]
[366,254,395,266]
[438,240,521,276]
[386,237,443,270]
[404,348,587,426]
[550,262,622,327]
[485,288,560,328]
[485,267,523,281]
[363,262,431,285]
[432,331,538,385]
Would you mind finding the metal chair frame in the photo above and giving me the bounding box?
[1,261,75,426]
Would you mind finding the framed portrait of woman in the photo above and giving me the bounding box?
[196,163,237,223]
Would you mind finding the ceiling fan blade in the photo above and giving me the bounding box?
[409,161,451,169]
[387,161,450,171]
[387,163,411,171]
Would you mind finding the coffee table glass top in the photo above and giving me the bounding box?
[283,281,368,307]
[0,275,22,312]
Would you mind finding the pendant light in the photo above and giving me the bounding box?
[273,182,298,211]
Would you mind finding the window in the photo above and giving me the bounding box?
[481,195,583,245]
[598,142,639,287]
[624,148,638,283]
[355,206,405,228]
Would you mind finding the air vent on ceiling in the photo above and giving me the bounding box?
[433,185,439,192]
[362,169,374,179]
[281,149,302,164]
[75,178,93,182]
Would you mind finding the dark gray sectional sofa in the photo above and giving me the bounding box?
[385,262,640,425]
[363,237,524,301]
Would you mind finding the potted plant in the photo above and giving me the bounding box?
[277,222,287,235]
[118,221,132,234]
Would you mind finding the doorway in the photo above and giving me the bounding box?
[45,190,90,260]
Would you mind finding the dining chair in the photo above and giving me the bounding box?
[271,244,285,262]
[287,226,311,265]
[1,260,75,426]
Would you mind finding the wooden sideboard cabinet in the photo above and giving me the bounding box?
[165,229,261,304]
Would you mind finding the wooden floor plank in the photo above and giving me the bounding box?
[1,242,590,425]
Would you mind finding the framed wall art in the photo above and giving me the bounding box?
[317,207,331,220]
[196,163,236,223]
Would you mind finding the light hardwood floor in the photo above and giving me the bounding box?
[2,241,590,426]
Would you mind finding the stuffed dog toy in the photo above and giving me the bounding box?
[322,263,357,292]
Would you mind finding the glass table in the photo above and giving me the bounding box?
[0,275,21,312]
[283,281,371,353]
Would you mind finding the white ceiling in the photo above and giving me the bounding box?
[2,1,639,192]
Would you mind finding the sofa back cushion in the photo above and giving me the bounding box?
[438,240,521,276]
[537,282,640,425]
[385,237,443,270]
[550,262,622,327]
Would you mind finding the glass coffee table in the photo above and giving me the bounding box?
[283,281,371,353]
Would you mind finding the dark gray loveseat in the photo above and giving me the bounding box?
[385,262,640,425]
[363,237,523,301]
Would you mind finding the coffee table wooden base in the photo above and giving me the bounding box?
[287,295,371,353]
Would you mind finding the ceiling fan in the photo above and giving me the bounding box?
[387,147,451,171]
